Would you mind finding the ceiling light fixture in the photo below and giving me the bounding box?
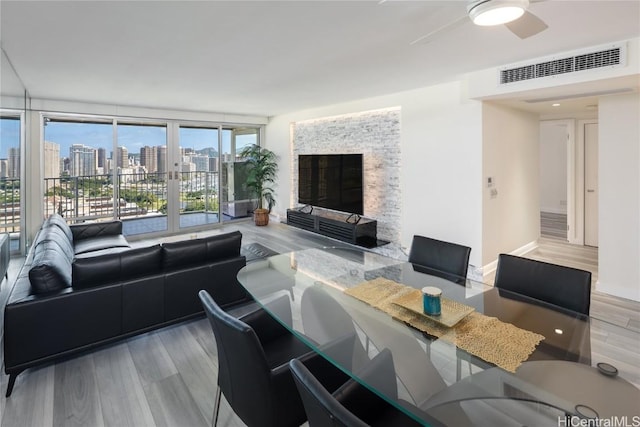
[468,0,529,26]
[552,103,560,107]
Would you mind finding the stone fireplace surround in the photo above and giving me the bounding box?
[290,107,402,250]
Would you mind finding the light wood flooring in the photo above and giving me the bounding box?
[0,220,638,426]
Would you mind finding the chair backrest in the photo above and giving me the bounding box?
[301,286,370,371]
[290,358,367,427]
[408,235,471,285]
[494,254,592,315]
[198,290,273,427]
[290,349,399,427]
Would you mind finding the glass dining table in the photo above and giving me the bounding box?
[236,247,640,427]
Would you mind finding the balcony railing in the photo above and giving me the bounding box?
[0,178,20,234]
[1,170,247,238]
[43,171,220,224]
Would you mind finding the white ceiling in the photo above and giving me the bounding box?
[1,1,639,117]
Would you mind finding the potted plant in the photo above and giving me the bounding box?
[239,144,278,226]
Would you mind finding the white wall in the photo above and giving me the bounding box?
[265,81,484,267]
[539,121,568,214]
[598,92,640,301]
[482,102,540,267]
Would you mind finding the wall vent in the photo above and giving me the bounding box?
[500,43,625,84]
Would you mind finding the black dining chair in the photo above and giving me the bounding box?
[301,285,370,368]
[408,235,471,285]
[198,289,345,427]
[289,349,429,427]
[494,254,592,315]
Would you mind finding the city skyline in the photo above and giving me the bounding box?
[1,119,258,180]
[43,122,231,157]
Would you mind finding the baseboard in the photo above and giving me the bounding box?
[481,240,539,280]
[596,282,640,302]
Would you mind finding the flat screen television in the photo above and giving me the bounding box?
[298,154,364,215]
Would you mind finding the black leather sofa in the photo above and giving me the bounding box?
[3,215,250,397]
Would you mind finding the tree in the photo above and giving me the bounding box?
[238,144,278,212]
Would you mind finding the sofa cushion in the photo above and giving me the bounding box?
[29,241,73,293]
[121,244,162,278]
[74,246,131,258]
[45,213,73,244]
[71,220,123,241]
[74,234,131,255]
[204,231,242,261]
[34,226,75,264]
[162,239,207,271]
[73,244,162,288]
[72,252,121,289]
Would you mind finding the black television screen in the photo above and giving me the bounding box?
[298,154,364,215]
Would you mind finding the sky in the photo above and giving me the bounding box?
[1,118,257,160]
[0,117,20,159]
[43,122,225,158]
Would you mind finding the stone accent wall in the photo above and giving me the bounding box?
[291,108,401,243]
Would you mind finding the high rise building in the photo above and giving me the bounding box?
[140,146,158,173]
[116,146,128,169]
[70,144,97,176]
[97,148,106,169]
[8,147,20,179]
[43,141,61,179]
[191,154,209,172]
[157,146,167,174]
[62,157,71,174]
[0,159,8,178]
[209,157,218,173]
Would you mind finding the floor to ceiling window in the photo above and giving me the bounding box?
[43,118,114,223]
[178,126,220,230]
[0,115,21,251]
[41,114,262,237]
[117,122,168,236]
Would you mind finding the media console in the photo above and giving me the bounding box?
[286,209,379,248]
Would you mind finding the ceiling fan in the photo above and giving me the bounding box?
[409,0,548,45]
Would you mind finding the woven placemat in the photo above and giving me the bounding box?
[344,277,545,373]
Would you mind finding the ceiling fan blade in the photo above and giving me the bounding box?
[505,10,548,39]
[410,14,468,45]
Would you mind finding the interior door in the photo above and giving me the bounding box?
[584,123,598,247]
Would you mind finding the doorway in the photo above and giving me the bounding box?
[539,120,572,240]
[538,119,599,248]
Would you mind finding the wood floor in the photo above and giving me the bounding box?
[0,220,638,426]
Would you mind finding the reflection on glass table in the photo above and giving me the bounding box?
[237,247,640,426]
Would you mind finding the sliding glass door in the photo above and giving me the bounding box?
[42,115,262,237]
[177,126,220,230]
[0,115,21,251]
[43,118,114,222]
[117,122,168,235]
[221,127,259,223]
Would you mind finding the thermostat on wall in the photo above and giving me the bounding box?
[487,176,495,188]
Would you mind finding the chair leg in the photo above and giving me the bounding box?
[212,385,221,427]
[456,358,462,381]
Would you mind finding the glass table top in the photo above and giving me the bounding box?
[237,247,640,426]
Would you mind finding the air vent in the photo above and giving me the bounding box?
[500,43,625,84]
